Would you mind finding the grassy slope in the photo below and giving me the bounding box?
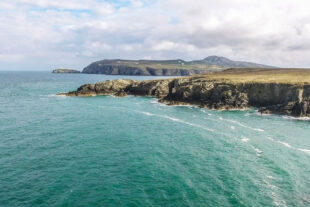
[191,68,310,84]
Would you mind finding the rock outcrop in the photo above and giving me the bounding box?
[59,69,310,117]
[52,69,80,73]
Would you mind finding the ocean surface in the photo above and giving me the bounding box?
[0,71,309,207]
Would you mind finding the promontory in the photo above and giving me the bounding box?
[81,56,273,76]
[59,68,310,117]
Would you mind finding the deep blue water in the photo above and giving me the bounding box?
[0,71,309,207]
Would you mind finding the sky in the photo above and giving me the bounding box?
[1,0,310,70]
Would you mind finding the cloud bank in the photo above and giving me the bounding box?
[1,0,310,70]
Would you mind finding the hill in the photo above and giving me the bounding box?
[82,56,274,76]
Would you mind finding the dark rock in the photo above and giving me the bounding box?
[59,76,310,117]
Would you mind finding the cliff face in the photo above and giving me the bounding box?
[82,56,274,76]
[60,74,310,117]
[82,64,203,76]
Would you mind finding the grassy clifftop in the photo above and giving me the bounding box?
[196,68,310,84]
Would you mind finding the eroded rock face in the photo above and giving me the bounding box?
[59,77,310,117]
[82,64,203,76]
[128,79,171,98]
[163,79,249,109]
[63,79,138,96]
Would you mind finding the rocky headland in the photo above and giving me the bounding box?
[59,68,310,117]
[52,69,80,73]
[81,56,273,76]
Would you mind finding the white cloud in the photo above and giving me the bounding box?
[1,0,310,70]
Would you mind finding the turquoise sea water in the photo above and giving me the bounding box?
[0,71,309,207]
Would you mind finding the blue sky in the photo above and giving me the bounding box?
[1,0,310,70]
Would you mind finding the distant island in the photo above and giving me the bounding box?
[81,56,274,76]
[52,69,80,74]
[59,68,310,117]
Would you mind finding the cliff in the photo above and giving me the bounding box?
[59,68,310,117]
[81,56,274,76]
[52,69,80,73]
[82,64,204,76]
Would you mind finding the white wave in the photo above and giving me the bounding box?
[168,104,199,109]
[266,175,275,180]
[266,136,274,141]
[231,126,235,130]
[150,99,166,106]
[249,144,263,156]
[50,94,67,98]
[141,112,154,116]
[138,111,214,132]
[282,116,310,121]
[162,115,214,132]
[263,179,278,190]
[254,147,263,154]
[261,176,285,207]
[241,137,250,142]
[218,117,264,132]
[254,111,271,116]
[298,148,310,155]
[277,141,292,148]
[273,197,287,207]
[266,137,310,156]
[162,115,180,122]
[201,110,212,116]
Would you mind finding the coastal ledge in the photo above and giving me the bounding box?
[59,68,310,117]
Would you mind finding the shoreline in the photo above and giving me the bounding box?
[58,69,310,118]
[55,92,310,121]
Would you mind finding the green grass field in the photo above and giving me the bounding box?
[195,68,310,84]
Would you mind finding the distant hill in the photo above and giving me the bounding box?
[82,56,275,76]
[192,56,274,68]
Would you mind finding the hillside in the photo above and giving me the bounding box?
[82,56,274,76]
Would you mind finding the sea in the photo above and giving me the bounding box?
[0,71,309,207]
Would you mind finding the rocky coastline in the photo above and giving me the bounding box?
[59,69,310,117]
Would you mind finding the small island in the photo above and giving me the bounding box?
[52,69,80,74]
[59,68,310,117]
